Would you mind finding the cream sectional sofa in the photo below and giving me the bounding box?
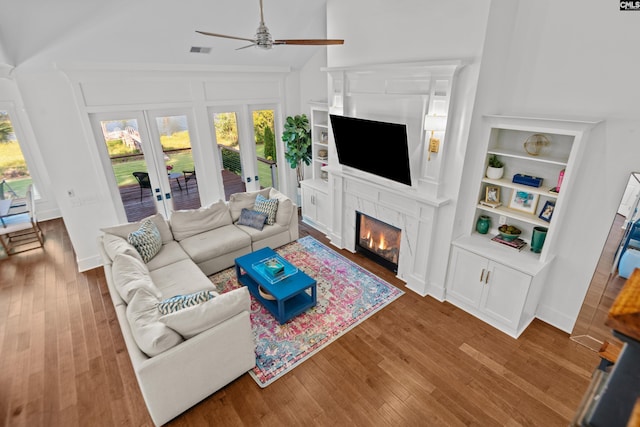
[98,188,298,426]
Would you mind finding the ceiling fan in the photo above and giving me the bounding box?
[196,0,344,50]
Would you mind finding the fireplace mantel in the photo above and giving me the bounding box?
[319,60,465,298]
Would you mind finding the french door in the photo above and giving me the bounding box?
[210,104,279,199]
[90,109,201,223]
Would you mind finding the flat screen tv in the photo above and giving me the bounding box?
[329,114,412,186]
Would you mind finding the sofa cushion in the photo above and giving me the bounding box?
[178,224,251,265]
[102,233,144,263]
[126,288,183,357]
[112,253,162,303]
[237,208,268,230]
[101,213,174,245]
[254,194,279,225]
[145,241,190,272]
[157,290,219,315]
[128,219,162,262]
[170,200,232,241]
[269,188,294,227]
[236,222,287,243]
[228,188,271,222]
[150,258,215,299]
[159,287,251,339]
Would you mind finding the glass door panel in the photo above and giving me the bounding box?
[96,117,158,222]
[213,111,246,200]
[0,110,32,199]
[251,108,277,189]
[153,114,201,211]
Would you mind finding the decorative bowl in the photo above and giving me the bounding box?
[499,225,522,241]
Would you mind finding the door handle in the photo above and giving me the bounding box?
[485,271,490,284]
[479,269,485,282]
[255,175,259,182]
[246,177,252,183]
[165,193,171,200]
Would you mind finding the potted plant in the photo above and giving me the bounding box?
[486,154,504,179]
[282,114,312,186]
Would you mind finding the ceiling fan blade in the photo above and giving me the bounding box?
[236,43,257,50]
[195,31,256,43]
[273,39,344,46]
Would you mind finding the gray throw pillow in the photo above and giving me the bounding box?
[237,208,268,230]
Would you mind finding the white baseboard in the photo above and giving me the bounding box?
[535,303,574,334]
[77,254,102,272]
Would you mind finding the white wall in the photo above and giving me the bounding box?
[327,0,640,332]
[494,0,640,331]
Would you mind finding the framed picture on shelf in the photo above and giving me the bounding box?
[538,200,555,222]
[480,185,502,208]
[508,189,539,214]
[485,186,500,203]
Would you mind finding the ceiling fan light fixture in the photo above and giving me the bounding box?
[195,0,344,50]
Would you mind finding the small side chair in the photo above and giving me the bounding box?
[0,185,44,255]
[183,170,196,193]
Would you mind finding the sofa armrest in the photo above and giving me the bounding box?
[135,311,255,426]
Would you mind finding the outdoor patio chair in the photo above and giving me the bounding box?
[133,172,152,201]
[183,170,196,193]
[0,185,44,255]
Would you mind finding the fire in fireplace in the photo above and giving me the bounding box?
[355,211,401,273]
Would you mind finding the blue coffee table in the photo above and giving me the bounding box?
[235,247,317,324]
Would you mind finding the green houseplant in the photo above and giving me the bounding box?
[486,154,505,179]
[282,114,312,186]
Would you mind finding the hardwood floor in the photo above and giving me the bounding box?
[0,216,600,426]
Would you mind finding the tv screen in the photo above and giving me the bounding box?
[329,114,412,186]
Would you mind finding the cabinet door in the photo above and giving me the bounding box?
[480,262,531,330]
[314,190,328,228]
[447,248,488,309]
[301,186,315,220]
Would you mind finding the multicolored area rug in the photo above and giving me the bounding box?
[211,236,404,388]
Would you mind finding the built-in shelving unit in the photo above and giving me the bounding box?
[445,115,598,337]
[300,101,330,234]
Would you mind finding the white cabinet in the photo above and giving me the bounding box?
[446,246,540,337]
[445,116,598,337]
[300,101,330,234]
[300,181,328,234]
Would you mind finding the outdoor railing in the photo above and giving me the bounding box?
[218,145,277,189]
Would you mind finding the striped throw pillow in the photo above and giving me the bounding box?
[157,290,218,315]
[127,219,162,263]
[254,194,279,225]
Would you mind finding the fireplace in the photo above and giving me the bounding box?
[355,211,401,273]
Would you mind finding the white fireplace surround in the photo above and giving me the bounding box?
[322,60,464,298]
[327,167,450,297]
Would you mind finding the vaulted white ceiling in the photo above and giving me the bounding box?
[0,0,333,69]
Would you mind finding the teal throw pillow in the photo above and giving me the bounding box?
[127,219,162,263]
[254,194,279,225]
[157,290,218,315]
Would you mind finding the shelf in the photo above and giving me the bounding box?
[453,234,550,276]
[313,122,328,128]
[314,142,328,148]
[476,203,551,228]
[481,177,559,199]
[487,147,568,166]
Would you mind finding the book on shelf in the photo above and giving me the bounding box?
[480,200,502,208]
[491,234,527,251]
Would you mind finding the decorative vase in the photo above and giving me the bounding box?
[486,166,504,180]
[531,226,548,253]
[476,215,491,234]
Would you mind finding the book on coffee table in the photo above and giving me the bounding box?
[491,234,527,251]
